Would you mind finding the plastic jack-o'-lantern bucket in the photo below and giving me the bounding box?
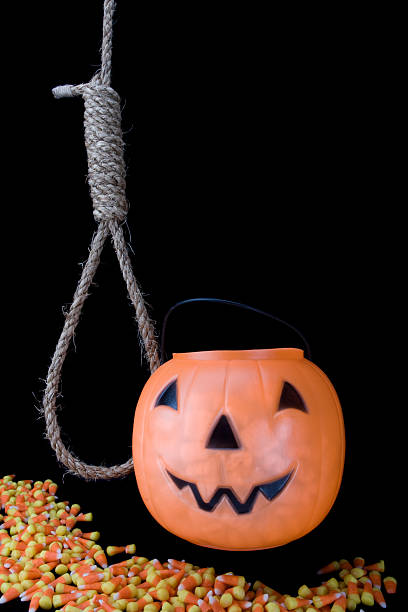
[133,299,345,551]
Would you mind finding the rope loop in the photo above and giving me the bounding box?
[43,0,160,480]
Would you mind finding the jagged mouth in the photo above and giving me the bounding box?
[166,468,294,514]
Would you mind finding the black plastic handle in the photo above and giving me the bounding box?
[160,298,311,364]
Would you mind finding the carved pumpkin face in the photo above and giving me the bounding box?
[133,348,345,550]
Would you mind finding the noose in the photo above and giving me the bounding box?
[42,0,160,480]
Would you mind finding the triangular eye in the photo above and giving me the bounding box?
[277,381,307,413]
[155,379,178,410]
[206,415,241,449]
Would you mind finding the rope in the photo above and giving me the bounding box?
[42,0,160,480]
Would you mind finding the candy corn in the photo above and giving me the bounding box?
[383,576,397,593]
[346,580,360,604]
[317,561,339,575]
[330,594,346,612]
[0,582,24,603]
[373,587,387,608]
[352,557,364,568]
[338,560,352,571]
[360,580,374,606]
[364,559,384,572]
[312,591,342,608]
[298,585,313,599]
[284,596,313,610]
[216,575,245,587]
[0,475,399,612]
[37,585,55,610]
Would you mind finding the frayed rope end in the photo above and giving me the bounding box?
[52,84,76,99]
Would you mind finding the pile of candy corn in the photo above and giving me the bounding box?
[1,475,397,611]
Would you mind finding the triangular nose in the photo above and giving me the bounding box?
[206,415,240,449]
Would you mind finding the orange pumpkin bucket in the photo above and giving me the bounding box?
[133,299,345,551]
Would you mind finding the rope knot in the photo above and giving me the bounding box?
[53,80,128,223]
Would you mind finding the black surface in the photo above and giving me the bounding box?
[278,382,307,413]
[1,1,403,609]
[155,379,178,411]
[206,415,240,449]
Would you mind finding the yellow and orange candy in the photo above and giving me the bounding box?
[0,475,399,612]
[383,576,397,594]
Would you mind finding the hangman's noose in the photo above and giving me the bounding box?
[42,0,160,480]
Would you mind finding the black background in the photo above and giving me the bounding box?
[1,1,403,608]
